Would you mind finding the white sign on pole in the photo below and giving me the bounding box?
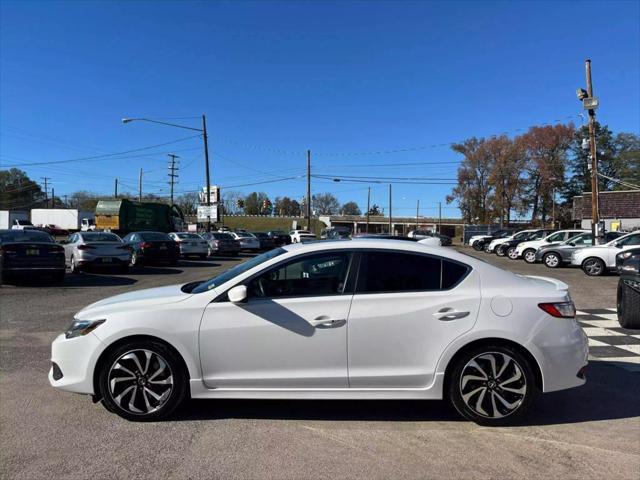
[199,186,220,204]
[197,204,219,222]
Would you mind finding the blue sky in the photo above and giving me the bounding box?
[1,0,638,218]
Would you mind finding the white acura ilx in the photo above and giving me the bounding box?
[49,238,588,426]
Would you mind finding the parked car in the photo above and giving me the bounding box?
[514,229,587,263]
[251,232,277,251]
[63,231,131,273]
[121,231,179,267]
[11,219,34,230]
[409,230,452,246]
[290,229,316,243]
[535,231,623,268]
[168,232,209,259]
[201,232,241,256]
[0,229,65,284]
[571,231,640,276]
[49,238,587,425]
[470,229,514,251]
[229,232,261,251]
[486,229,540,254]
[321,227,351,240]
[496,229,553,258]
[616,247,640,329]
[40,224,70,236]
[266,230,291,246]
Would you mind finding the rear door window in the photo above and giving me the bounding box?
[356,251,469,293]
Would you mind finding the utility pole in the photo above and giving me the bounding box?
[202,114,212,231]
[41,177,50,208]
[585,60,600,243]
[388,184,392,235]
[416,199,420,230]
[168,154,179,206]
[114,178,118,199]
[438,201,442,233]
[138,168,143,203]
[63,194,68,206]
[366,187,371,233]
[306,150,312,231]
[577,60,600,243]
[51,188,55,208]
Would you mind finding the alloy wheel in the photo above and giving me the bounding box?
[544,253,560,268]
[107,349,173,415]
[524,250,536,263]
[583,258,604,276]
[459,352,527,419]
[507,247,518,260]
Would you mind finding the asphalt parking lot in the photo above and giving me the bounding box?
[1,249,639,480]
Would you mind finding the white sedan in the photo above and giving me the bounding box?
[49,238,587,426]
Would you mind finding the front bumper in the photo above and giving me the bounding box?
[49,332,104,394]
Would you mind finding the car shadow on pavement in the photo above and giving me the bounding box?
[5,274,137,287]
[178,261,221,268]
[127,267,184,275]
[172,361,639,425]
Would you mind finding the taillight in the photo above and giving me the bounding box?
[538,302,576,318]
[140,242,152,249]
[77,245,96,250]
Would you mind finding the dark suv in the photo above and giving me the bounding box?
[616,247,640,329]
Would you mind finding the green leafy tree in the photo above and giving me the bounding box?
[341,201,361,215]
[0,168,45,210]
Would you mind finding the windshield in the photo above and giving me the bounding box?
[81,232,122,242]
[192,248,286,293]
[139,232,171,241]
[0,230,54,243]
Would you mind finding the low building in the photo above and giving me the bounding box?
[572,190,640,231]
[319,215,464,238]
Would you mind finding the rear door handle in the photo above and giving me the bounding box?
[433,308,470,321]
[310,316,346,328]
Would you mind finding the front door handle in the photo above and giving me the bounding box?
[433,308,470,321]
[310,316,346,328]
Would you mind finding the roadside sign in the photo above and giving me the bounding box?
[199,186,220,204]
[197,204,219,222]
[583,97,599,110]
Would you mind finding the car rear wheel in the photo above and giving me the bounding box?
[618,279,640,329]
[523,249,537,264]
[448,345,536,426]
[582,257,605,276]
[98,340,188,421]
[496,245,507,257]
[472,241,484,251]
[130,251,142,267]
[507,247,519,260]
[70,255,81,274]
[543,252,561,268]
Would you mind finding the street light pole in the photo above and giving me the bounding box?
[202,115,212,231]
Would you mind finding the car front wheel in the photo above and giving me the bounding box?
[582,257,606,276]
[507,247,519,260]
[543,252,561,268]
[472,242,484,251]
[98,340,187,421]
[496,245,507,257]
[618,279,640,329]
[523,249,537,264]
[448,345,536,426]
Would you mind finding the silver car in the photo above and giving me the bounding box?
[63,232,131,273]
[230,232,261,251]
[168,232,209,259]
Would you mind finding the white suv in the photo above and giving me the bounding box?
[571,231,640,276]
[515,230,587,263]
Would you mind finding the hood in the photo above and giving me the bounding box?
[76,284,192,319]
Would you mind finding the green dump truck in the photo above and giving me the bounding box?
[95,199,184,234]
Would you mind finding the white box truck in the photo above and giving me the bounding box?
[30,209,81,230]
[0,210,29,230]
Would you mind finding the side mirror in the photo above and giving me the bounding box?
[228,285,247,303]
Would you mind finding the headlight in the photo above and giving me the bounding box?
[618,251,634,261]
[65,319,106,339]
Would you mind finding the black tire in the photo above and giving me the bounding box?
[582,257,606,276]
[543,252,561,268]
[448,344,537,426]
[472,241,484,252]
[523,249,537,264]
[618,279,640,329]
[70,255,82,274]
[507,247,519,260]
[98,340,188,421]
[496,245,507,257]
[130,251,142,268]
